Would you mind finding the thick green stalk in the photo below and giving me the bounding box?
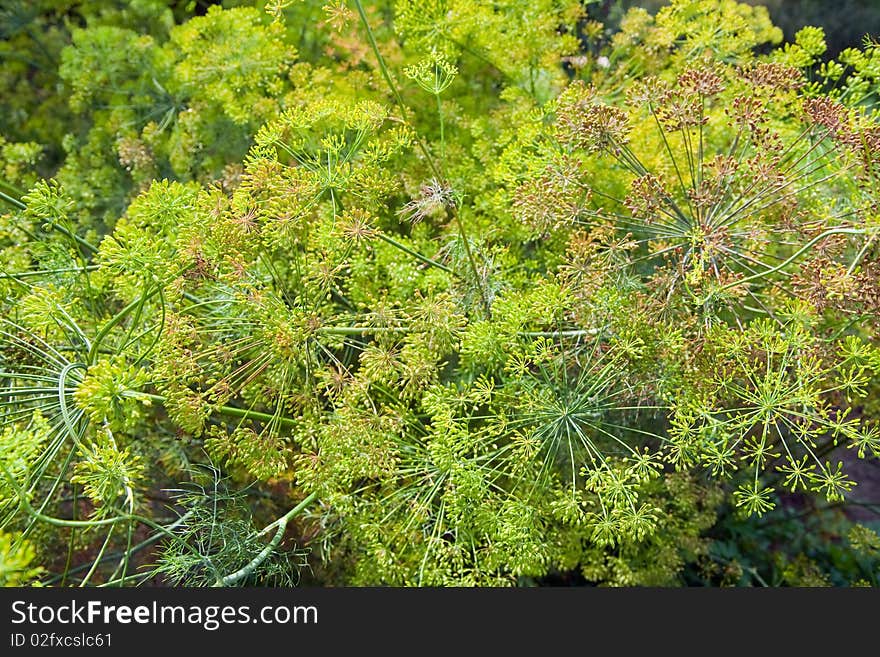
[0,189,26,210]
[317,326,603,339]
[701,227,869,302]
[1,462,127,529]
[88,288,161,365]
[58,362,87,446]
[317,326,410,336]
[44,221,99,255]
[79,525,115,587]
[135,392,298,429]
[214,491,318,586]
[42,511,196,586]
[4,187,98,254]
[0,265,99,280]
[519,329,602,338]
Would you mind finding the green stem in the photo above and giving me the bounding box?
[214,491,317,586]
[42,511,195,586]
[436,92,445,162]
[0,189,26,210]
[313,325,603,339]
[0,265,99,280]
[317,326,409,335]
[58,362,87,445]
[1,462,125,528]
[452,216,491,318]
[376,232,456,275]
[0,178,24,196]
[45,222,99,256]
[61,484,78,587]
[699,228,869,302]
[88,287,161,365]
[519,329,602,338]
[135,392,298,429]
[79,525,115,587]
[352,1,417,151]
[847,231,876,276]
[351,0,491,317]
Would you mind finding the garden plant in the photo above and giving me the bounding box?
[1,0,879,587]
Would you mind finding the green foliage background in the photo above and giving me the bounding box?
[1,0,879,587]
[607,0,880,55]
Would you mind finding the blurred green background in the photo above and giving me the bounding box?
[599,0,880,55]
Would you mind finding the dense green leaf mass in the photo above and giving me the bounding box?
[0,0,878,587]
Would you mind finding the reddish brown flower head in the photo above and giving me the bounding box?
[656,96,706,131]
[678,67,725,97]
[627,76,671,107]
[624,174,668,223]
[555,81,630,153]
[514,158,588,234]
[804,97,848,134]
[740,62,805,91]
[727,95,767,132]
